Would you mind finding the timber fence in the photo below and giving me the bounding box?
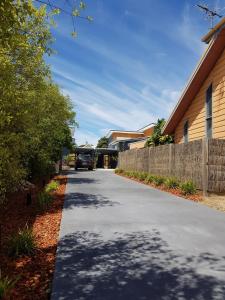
[118,138,225,194]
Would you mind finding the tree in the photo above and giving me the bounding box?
[0,0,77,202]
[96,136,109,148]
[145,119,173,147]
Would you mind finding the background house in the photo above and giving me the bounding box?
[163,17,225,144]
[107,124,154,151]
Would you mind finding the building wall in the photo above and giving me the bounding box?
[143,126,154,137]
[111,132,144,141]
[129,140,146,149]
[174,48,225,143]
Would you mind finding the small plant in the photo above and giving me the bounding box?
[8,225,36,257]
[37,191,53,210]
[0,272,17,299]
[131,172,139,179]
[45,180,59,193]
[145,174,154,184]
[115,168,124,174]
[153,175,165,186]
[124,171,131,177]
[180,181,196,195]
[165,177,180,189]
[137,172,148,181]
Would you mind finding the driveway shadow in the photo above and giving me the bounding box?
[68,177,100,185]
[64,193,120,210]
[51,230,225,300]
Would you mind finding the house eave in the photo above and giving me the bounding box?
[163,27,225,135]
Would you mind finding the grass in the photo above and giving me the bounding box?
[0,273,17,299]
[8,225,36,257]
[45,180,59,193]
[37,191,53,210]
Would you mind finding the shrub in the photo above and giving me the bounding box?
[180,181,197,195]
[137,172,148,181]
[153,175,165,186]
[145,174,155,184]
[165,177,180,189]
[124,171,132,177]
[115,168,124,174]
[131,172,139,179]
[45,180,59,193]
[8,225,36,257]
[0,274,17,299]
[37,191,53,210]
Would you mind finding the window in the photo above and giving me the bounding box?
[206,84,212,138]
[183,120,188,143]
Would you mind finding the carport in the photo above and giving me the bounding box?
[74,147,118,169]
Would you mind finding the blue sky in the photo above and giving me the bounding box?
[46,0,222,146]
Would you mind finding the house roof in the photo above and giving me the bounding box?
[106,130,144,138]
[202,17,225,44]
[163,22,225,135]
[137,123,155,132]
[109,137,145,146]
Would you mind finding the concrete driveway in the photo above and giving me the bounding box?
[51,170,225,300]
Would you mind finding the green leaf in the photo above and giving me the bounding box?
[80,1,86,9]
[52,8,61,15]
[71,31,78,38]
[87,16,93,22]
[72,9,80,17]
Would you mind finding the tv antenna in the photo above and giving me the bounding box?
[197,3,222,29]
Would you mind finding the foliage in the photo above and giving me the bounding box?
[180,181,197,195]
[64,154,75,168]
[96,136,109,148]
[36,0,93,38]
[45,180,59,193]
[8,225,36,257]
[37,191,53,210]
[115,169,124,174]
[145,119,173,147]
[115,169,198,196]
[152,175,166,186]
[165,177,180,189]
[0,1,77,202]
[137,172,148,181]
[144,174,155,184]
[0,273,17,300]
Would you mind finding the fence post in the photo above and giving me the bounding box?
[148,147,151,173]
[169,143,174,177]
[202,138,209,197]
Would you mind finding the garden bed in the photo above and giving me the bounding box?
[0,175,67,299]
[115,170,202,202]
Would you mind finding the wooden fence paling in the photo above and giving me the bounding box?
[202,138,209,196]
[118,138,225,192]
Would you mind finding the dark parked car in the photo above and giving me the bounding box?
[75,154,94,170]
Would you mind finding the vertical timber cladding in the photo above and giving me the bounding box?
[208,139,225,192]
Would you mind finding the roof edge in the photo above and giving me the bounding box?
[162,38,215,135]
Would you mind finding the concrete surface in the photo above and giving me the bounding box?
[51,169,225,300]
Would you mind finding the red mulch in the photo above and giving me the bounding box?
[0,175,67,300]
[117,174,202,202]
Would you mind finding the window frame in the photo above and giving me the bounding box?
[183,120,189,144]
[206,84,213,139]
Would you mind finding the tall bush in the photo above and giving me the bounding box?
[0,1,77,202]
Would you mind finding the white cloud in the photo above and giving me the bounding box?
[75,128,99,147]
[176,3,206,55]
